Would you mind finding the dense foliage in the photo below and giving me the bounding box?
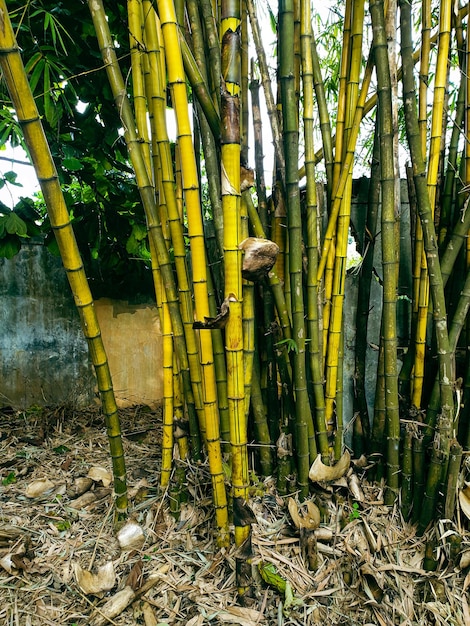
[0,1,154,299]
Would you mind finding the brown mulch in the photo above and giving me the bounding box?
[0,405,469,625]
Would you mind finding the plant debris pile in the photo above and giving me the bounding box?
[0,406,469,625]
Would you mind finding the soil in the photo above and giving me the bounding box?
[0,405,468,625]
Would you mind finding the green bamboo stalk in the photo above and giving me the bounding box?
[353,130,380,455]
[249,61,269,233]
[251,356,274,477]
[280,0,315,497]
[417,444,443,535]
[423,267,470,441]
[370,0,400,504]
[371,321,385,475]
[178,31,220,140]
[0,2,129,515]
[439,78,465,249]
[245,0,285,176]
[411,433,425,524]
[301,0,328,461]
[198,0,221,111]
[240,3,249,165]
[311,34,334,206]
[401,427,413,520]
[444,441,462,519]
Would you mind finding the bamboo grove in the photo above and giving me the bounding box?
[2,0,470,567]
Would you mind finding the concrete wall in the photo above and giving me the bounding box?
[0,241,162,408]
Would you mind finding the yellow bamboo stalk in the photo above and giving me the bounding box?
[332,0,352,190]
[156,0,229,546]
[412,0,451,407]
[0,1,128,514]
[219,8,249,548]
[160,296,174,488]
[142,4,208,441]
[324,0,365,433]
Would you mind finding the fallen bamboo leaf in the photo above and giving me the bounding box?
[309,450,351,483]
[140,600,159,626]
[74,560,116,596]
[360,563,384,603]
[217,606,265,625]
[0,553,17,574]
[460,550,470,570]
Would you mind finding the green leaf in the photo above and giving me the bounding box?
[0,237,21,259]
[4,171,21,186]
[2,472,16,486]
[63,157,84,171]
[258,561,287,594]
[53,445,70,455]
[5,212,28,236]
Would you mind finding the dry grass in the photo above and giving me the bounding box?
[0,405,469,625]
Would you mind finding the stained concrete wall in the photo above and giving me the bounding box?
[0,241,162,409]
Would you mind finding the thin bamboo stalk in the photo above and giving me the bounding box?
[245,0,285,177]
[301,0,328,461]
[371,0,400,504]
[400,0,454,426]
[0,0,128,515]
[160,296,174,488]
[280,0,315,496]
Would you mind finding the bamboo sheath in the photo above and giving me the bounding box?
[0,0,128,514]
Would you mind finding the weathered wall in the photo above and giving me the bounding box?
[0,241,95,407]
[0,242,162,408]
[94,299,162,407]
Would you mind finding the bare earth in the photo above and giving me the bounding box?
[0,406,468,625]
